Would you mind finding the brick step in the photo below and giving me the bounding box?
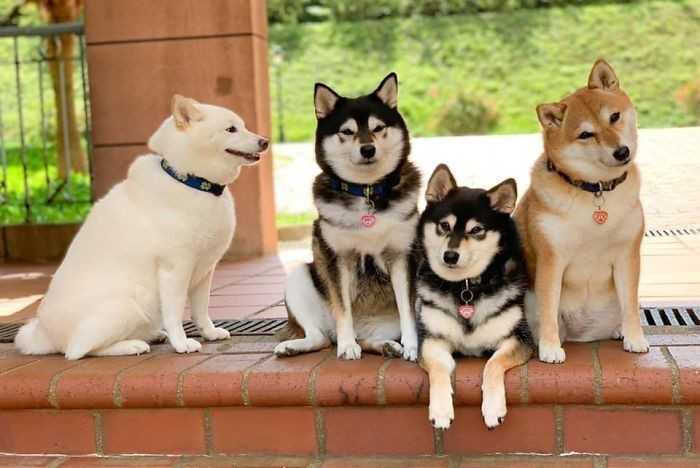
[2,337,700,458]
[3,454,700,468]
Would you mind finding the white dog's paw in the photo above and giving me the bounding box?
[401,334,418,362]
[172,338,202,354]
[124,340,151,356]
[201,327,231,342]
[274,341,303,357]
[429,396,454,430]
[538,341,566,364]
[623,334,649,353]
[337,340,362,360]
[481,392,507,430]
[611,327,623,340]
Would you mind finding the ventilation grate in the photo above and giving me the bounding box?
[640,307,700,327]
[0,318,287,344]
[644,227,699,237]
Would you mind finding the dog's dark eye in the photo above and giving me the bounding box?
[439,221,451,233]
[610,112,620,124]
[373,125,385,133]
[226,126,237,133]
[469,226,484,235]
[578,131,594,140]
[340,128,354,136]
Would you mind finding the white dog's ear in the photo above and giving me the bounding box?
[172,94,203,130]
[536,102,567,129]
[314,83,340,119]
[426,164,457,203]
[373,72,398,108]
[487,178,517,214]
[588,59,620,91]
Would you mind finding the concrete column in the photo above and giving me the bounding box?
[85,0,277,260]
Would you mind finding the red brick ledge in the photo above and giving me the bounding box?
[0,340,696,410]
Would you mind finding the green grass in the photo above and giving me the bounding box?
[0,146,91,225]
[269,0,700,142]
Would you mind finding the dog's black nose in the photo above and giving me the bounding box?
[443,251,459,265]
[360,144,376,159]
[613,145,630,161]
[258,138,269,151]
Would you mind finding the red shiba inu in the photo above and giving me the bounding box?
[515,59,649,363]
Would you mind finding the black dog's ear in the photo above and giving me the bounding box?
[426,164,457,203]
[314,83,340,119]
[487,178,517,214]
[373,72,398,108]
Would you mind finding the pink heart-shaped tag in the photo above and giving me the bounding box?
[459,304,475,319]
[592,210,608,225]
[361,214,376,228]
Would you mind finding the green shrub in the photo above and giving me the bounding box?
[676,79,700,124]
[431,92,499,135]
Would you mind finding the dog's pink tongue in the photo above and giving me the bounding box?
[459,304,475,319]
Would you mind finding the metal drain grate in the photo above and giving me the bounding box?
[645,227,699,237]
[640,306,700,327]
[0,318,287,344]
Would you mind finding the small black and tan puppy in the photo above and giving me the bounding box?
[414,164,534,430]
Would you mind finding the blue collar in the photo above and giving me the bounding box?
[160,158,226,196]
[329,171,401,199]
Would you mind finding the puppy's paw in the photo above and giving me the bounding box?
[482,393,507,430]
[401,334,418,362]
[274,341,303,357]
[337,341,362,360]
[172,338,202,354]
[623,335,649,353]
[611,327,623,340]
[429,397,454,430]
[201,326,231,342]
[538,341,566,364]
[382,341,404,359]
[125,340,151,356]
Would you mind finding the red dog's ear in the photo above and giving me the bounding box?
[588,59,620,91]
[172,94,203,130]
[536,102,567,129]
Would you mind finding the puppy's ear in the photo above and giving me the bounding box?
[487,178,517,214]
[314,83,340,119]
[588,59,620,91]
[536,102,567,129]
[172,94,203,130]
[373,72,398,108]
[426,164,457,203]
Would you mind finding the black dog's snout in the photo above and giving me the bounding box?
[443,251,460,265]
[258,138,269,151]
[360,144,376,159]
[613,145,630,161]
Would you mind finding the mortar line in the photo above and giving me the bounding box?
[0,358,40,376]
[434,427,445,455]
[92,410,104,456]
[376,358,393,405]
[241,354,275,406]
[660,345,683,404]
[314,407,326,456]
[591,342,604,404]
[203,407,214,456]
[308,352,333,406]
[519,361,529,404]
[682,407,694,454]
[112,354,159,408]
[554,405,564,454]
[592,455,607,468]
[48,360,88,408]
[175,354,218,407]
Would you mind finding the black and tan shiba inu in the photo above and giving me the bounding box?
[515,59,648,364]
[415,164,533,429]
[275,73,422,361]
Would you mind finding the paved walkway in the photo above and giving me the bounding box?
[274,126,700,230]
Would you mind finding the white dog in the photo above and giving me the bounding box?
[15,95,269,360]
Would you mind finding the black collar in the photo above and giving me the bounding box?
[161,159,226,196]
[546,159,627,194]
[329,170,401,200]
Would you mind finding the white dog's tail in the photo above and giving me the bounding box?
[14,318,57,355]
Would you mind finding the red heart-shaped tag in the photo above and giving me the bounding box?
[459,304,475,319]
[361,214,376,228]
[592,210,608,225]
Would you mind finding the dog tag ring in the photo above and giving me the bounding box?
[592,187,608,225]
[362,198,376,228]
[459,281,475,319]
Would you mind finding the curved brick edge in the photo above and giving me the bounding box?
[0,405,697,457]
[0,341,690,410]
